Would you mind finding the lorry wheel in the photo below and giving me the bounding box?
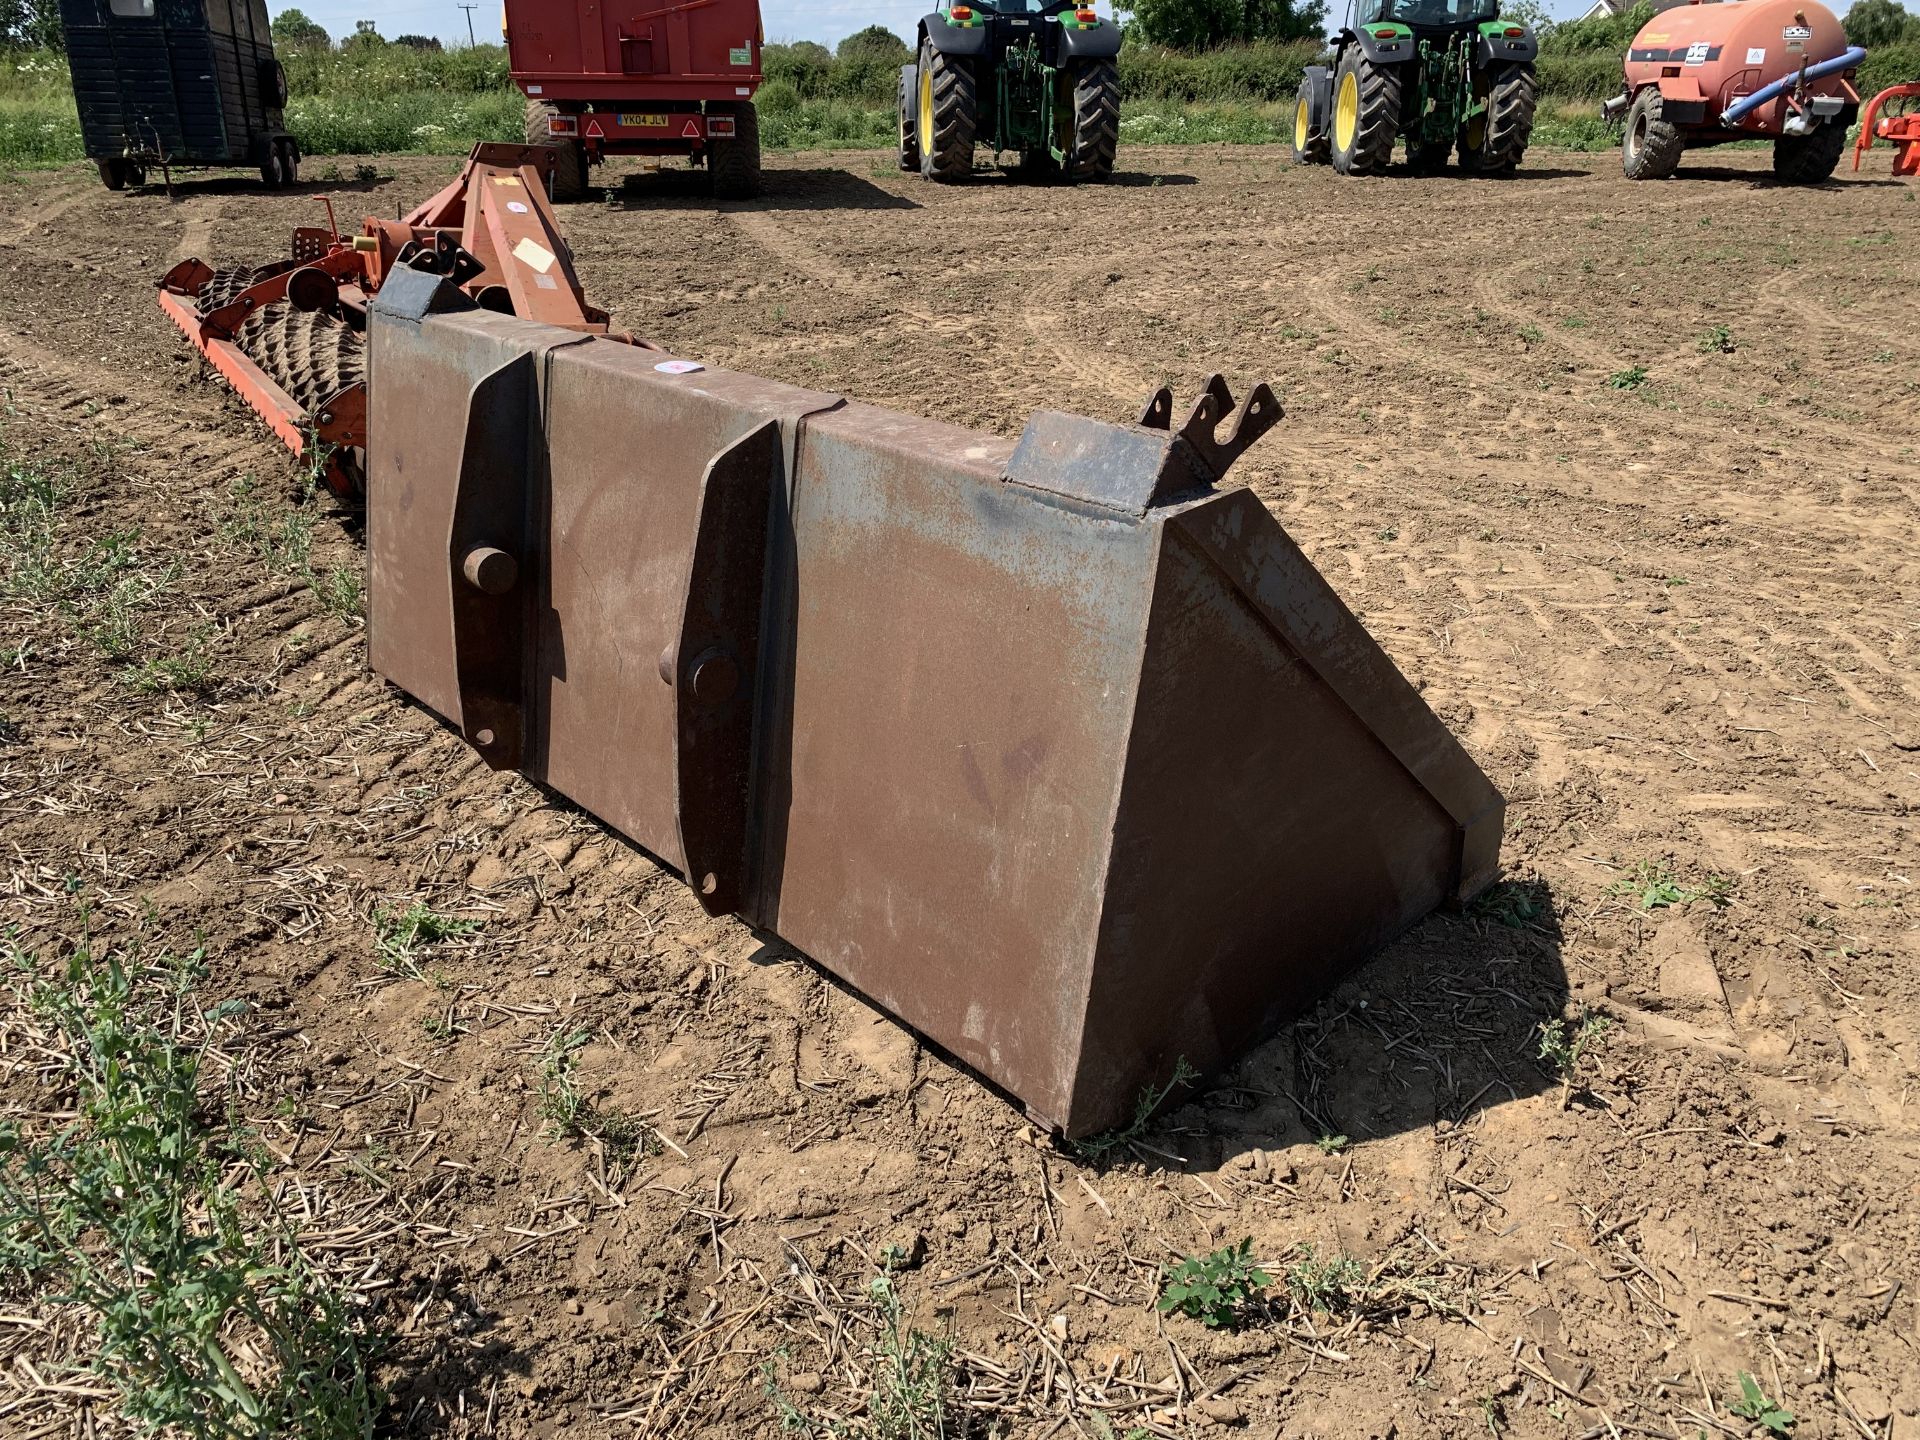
[898,64,921,172]
[917,40,976,182]
[1477,63,1537,174]
[1621,88,1683,180]
[709,102,762,200]
[1293,77,1331,165]
[525,100,588,201]
[1330,48,1400,176]
[1062,59,1119,183]
[1772,122,1847,184]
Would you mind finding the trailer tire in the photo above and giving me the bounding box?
[1330,47,1399,176]
[97,158,129,191]
[1062,58,1119,182]
[277,137,299,187]
[709,102,762,200]
[917,39,977,182]
[525,100,588,201]
[1294,77,1331,165]
[260,57,290,109]
[1621,88,1683,180]
[1771,121,1847,184]
[260,144,286,189]
[898,65,921,172]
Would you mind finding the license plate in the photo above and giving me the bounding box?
[617,113,669,129]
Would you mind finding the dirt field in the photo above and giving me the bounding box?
[1,142,1917,1439]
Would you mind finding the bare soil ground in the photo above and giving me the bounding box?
[1,143,1916,1439]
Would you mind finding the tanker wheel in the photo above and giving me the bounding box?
[524,100,588,201]
[1461,62,1536,175]
[709,102,762,200]
[917,40,977,182]
[1293,78,1330,165]
[1330,47,1400,176]
[1060,58,1119,183]
[1621,88,1683,180]
[898,64,921,172]
[1772,121,1847,184]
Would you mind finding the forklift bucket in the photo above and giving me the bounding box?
[365,271,1504,1138]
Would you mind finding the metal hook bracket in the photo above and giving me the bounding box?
[1137,372,1283,485]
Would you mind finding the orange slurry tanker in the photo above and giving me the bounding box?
[1603,0,1866,182]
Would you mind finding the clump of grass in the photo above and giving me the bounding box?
[1284,1244,1366,1313]
[1607,859,1733,910]
[1160,1237,1272,1329]
[1730,1373,1794,1436]
[132,624,220,698]
[1537,1006,1613,1108]
[372,900,477,983]
[1607,365,1650,390]
[1070,1056,1198,1162]
[864,1273,954,1439]
[534,1028,646,1174]
[0,939,382,1436]
[1469,879,1548,930]
[1697,323,1736,354]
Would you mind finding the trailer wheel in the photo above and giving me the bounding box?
[1772,121,1848,184]
[260,144,286,189]
[709,102,762,200]
[97,158,128,191]
[525,100,588,202]
[1062,59,1119,183]
[1621,88,1683,180]
[898,64,921,172]
[1330,47,1400,176]
[1462,63,1536,175]
[277,137,299,187]
[917,39,977,182]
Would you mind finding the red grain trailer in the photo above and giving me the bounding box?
[506,0,764,200]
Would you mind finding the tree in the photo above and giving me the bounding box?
[0,0,63,50]
[1128,0,1325,47]
[395,33,444,50]
[1842,0,1918,46]
[1500,0,1555,41]
[270,7,330,50]
[343,17,386,48]
[836,24,910,61]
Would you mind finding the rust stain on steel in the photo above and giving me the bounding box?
[363,278,1505,1138]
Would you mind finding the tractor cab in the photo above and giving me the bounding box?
[1354,0,1500,37]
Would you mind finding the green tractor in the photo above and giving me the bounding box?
[899,0,1124,182]
[1295,0,1540,176]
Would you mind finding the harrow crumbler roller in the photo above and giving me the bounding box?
[160,146,1507,1138]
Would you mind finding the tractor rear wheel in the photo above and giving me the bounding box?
[1063,59,1120,182]
[1293,77,1330,165]
[1471,63,1536,174]
[709,102,762,199]
[898,64,921,172]
[1621,88,1683,180]
[525,100,588,201]
[1772,122,1847,184]
[1330,48,1400,176]
[917,41,976,182]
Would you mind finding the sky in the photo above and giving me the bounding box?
[279,0,1608,52]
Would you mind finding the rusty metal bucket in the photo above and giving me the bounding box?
[364,271,1504,1138]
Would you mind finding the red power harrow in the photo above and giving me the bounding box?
[158,144,630,498]
[1854,83,1920,178]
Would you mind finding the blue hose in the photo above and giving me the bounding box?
[1721,46,1868,125]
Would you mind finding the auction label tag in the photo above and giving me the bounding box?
[729,46,752,64]
[1784,23,1811,52]
[655,360,705,375]
[511,237,557,274]
[1685,40,1711,64]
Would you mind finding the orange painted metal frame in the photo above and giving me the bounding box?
[1854,83,1920,177]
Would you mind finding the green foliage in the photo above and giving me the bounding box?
[1071,1056,1199,1160]
[1608,365,1650,390]
[1159,1237,1272,1328]
[1730,1373,1795,1436]
[865,1274,954,1439]
[1843,0,1920,48]
[0,939,382,1436]
[270,7,330,50]
[1536,1006,1612,1080]
[1284,1244,1366,1313]
[1128,0,1327,48]
[1540,2,1653,54]
[533,1028,646,1173]
[837,25,911,62]
[1606,860,1734,910]
[372,901,477,981]
[1314,1132,1350,1154]
[1698,323,1736,354]
[0,0,62,51]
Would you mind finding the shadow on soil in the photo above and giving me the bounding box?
[1116,876,1572,1175]
[1667,164,1910,188]
[595,165,920,211]
[123,174,392,201]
